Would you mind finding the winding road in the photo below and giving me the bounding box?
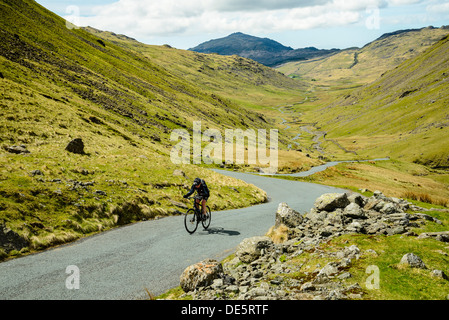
[0,168,347,300]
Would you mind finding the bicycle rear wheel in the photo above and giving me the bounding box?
[184,209,198,234]
[201,206,211,229]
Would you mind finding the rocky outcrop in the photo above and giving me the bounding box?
[65,138,85,154]
[179,191,446,300]
[0,224,29,253]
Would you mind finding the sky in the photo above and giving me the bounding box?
[35,0,449,50]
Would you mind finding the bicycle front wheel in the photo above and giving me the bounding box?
[184,209,198,234]
[201,206,211,229]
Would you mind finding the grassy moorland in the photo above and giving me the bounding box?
[1,6,448,303]
[278,26,449,88]
[0,0,305,259]
[299,33,449,167]
[274,28,449,206]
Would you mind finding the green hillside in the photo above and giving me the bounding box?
[82,27,304,111]
[82,27,321,173]
[278,27,449,88]
[303,33,449,168]
[0,0,301,258]
[271,28,449,207]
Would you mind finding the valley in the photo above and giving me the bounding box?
[0,0,448,301]
[270,27,449,208]
[0,0,301,259]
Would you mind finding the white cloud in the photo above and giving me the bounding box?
[389,0,423,5]
[210,0,332,12]
[71,0,448,43]
[427,2,449,14]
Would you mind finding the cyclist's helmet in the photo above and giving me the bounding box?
[193,178,201,186]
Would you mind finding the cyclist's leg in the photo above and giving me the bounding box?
[201,199,207,216]
[195,198,200,211]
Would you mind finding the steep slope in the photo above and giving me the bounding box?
[304,33,449,167]
[83,27,305,110]
[189,32,339,67]
[0,1,277,141]
[1,0,299,258]
[278,27,449,87]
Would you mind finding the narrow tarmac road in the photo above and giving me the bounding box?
[0,169,346,300]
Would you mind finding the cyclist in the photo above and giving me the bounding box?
[184,178,210,220]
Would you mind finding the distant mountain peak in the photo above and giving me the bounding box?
[189,33,338,67]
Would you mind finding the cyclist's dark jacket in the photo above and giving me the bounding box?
[185,179,210,200]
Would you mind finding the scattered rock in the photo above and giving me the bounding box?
[182,191,446,300]
[180,259,223,292]
[275,202,303,228]
[173,169,186,178]
[7,145,30,154]
[344,202,366,219]
[0,224,29,253]
[169,200,188,209]
[317,262,340,278]
[399,253,427,269]
[431,270,448,280]
[417,231,449,242]
[314,193,350,212]
[235,236,273,263]
[347,193,367,207]
[373,190,388,200]
[65,138,85,154]
[30,169,43,176]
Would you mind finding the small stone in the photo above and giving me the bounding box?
[0,224,30,253]
[344,202,366,219]
[235,236,273,263]
[431,270,448,280]
[300,282,315,291]
[338,272,352,280]
[173,169,186,177]
[318,262,340,277]
[30,169,43,176]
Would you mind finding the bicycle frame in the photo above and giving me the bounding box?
[184,196,211,234]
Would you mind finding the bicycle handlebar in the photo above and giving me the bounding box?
[185,196,202,200]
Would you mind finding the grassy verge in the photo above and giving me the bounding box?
[288,225,449,300]
[287,159,449,208]
[0,140,267,260]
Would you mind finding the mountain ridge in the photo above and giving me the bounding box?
[189,32,339,67]
[277,26,449,86]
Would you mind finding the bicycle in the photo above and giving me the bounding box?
[184,196,211,234]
